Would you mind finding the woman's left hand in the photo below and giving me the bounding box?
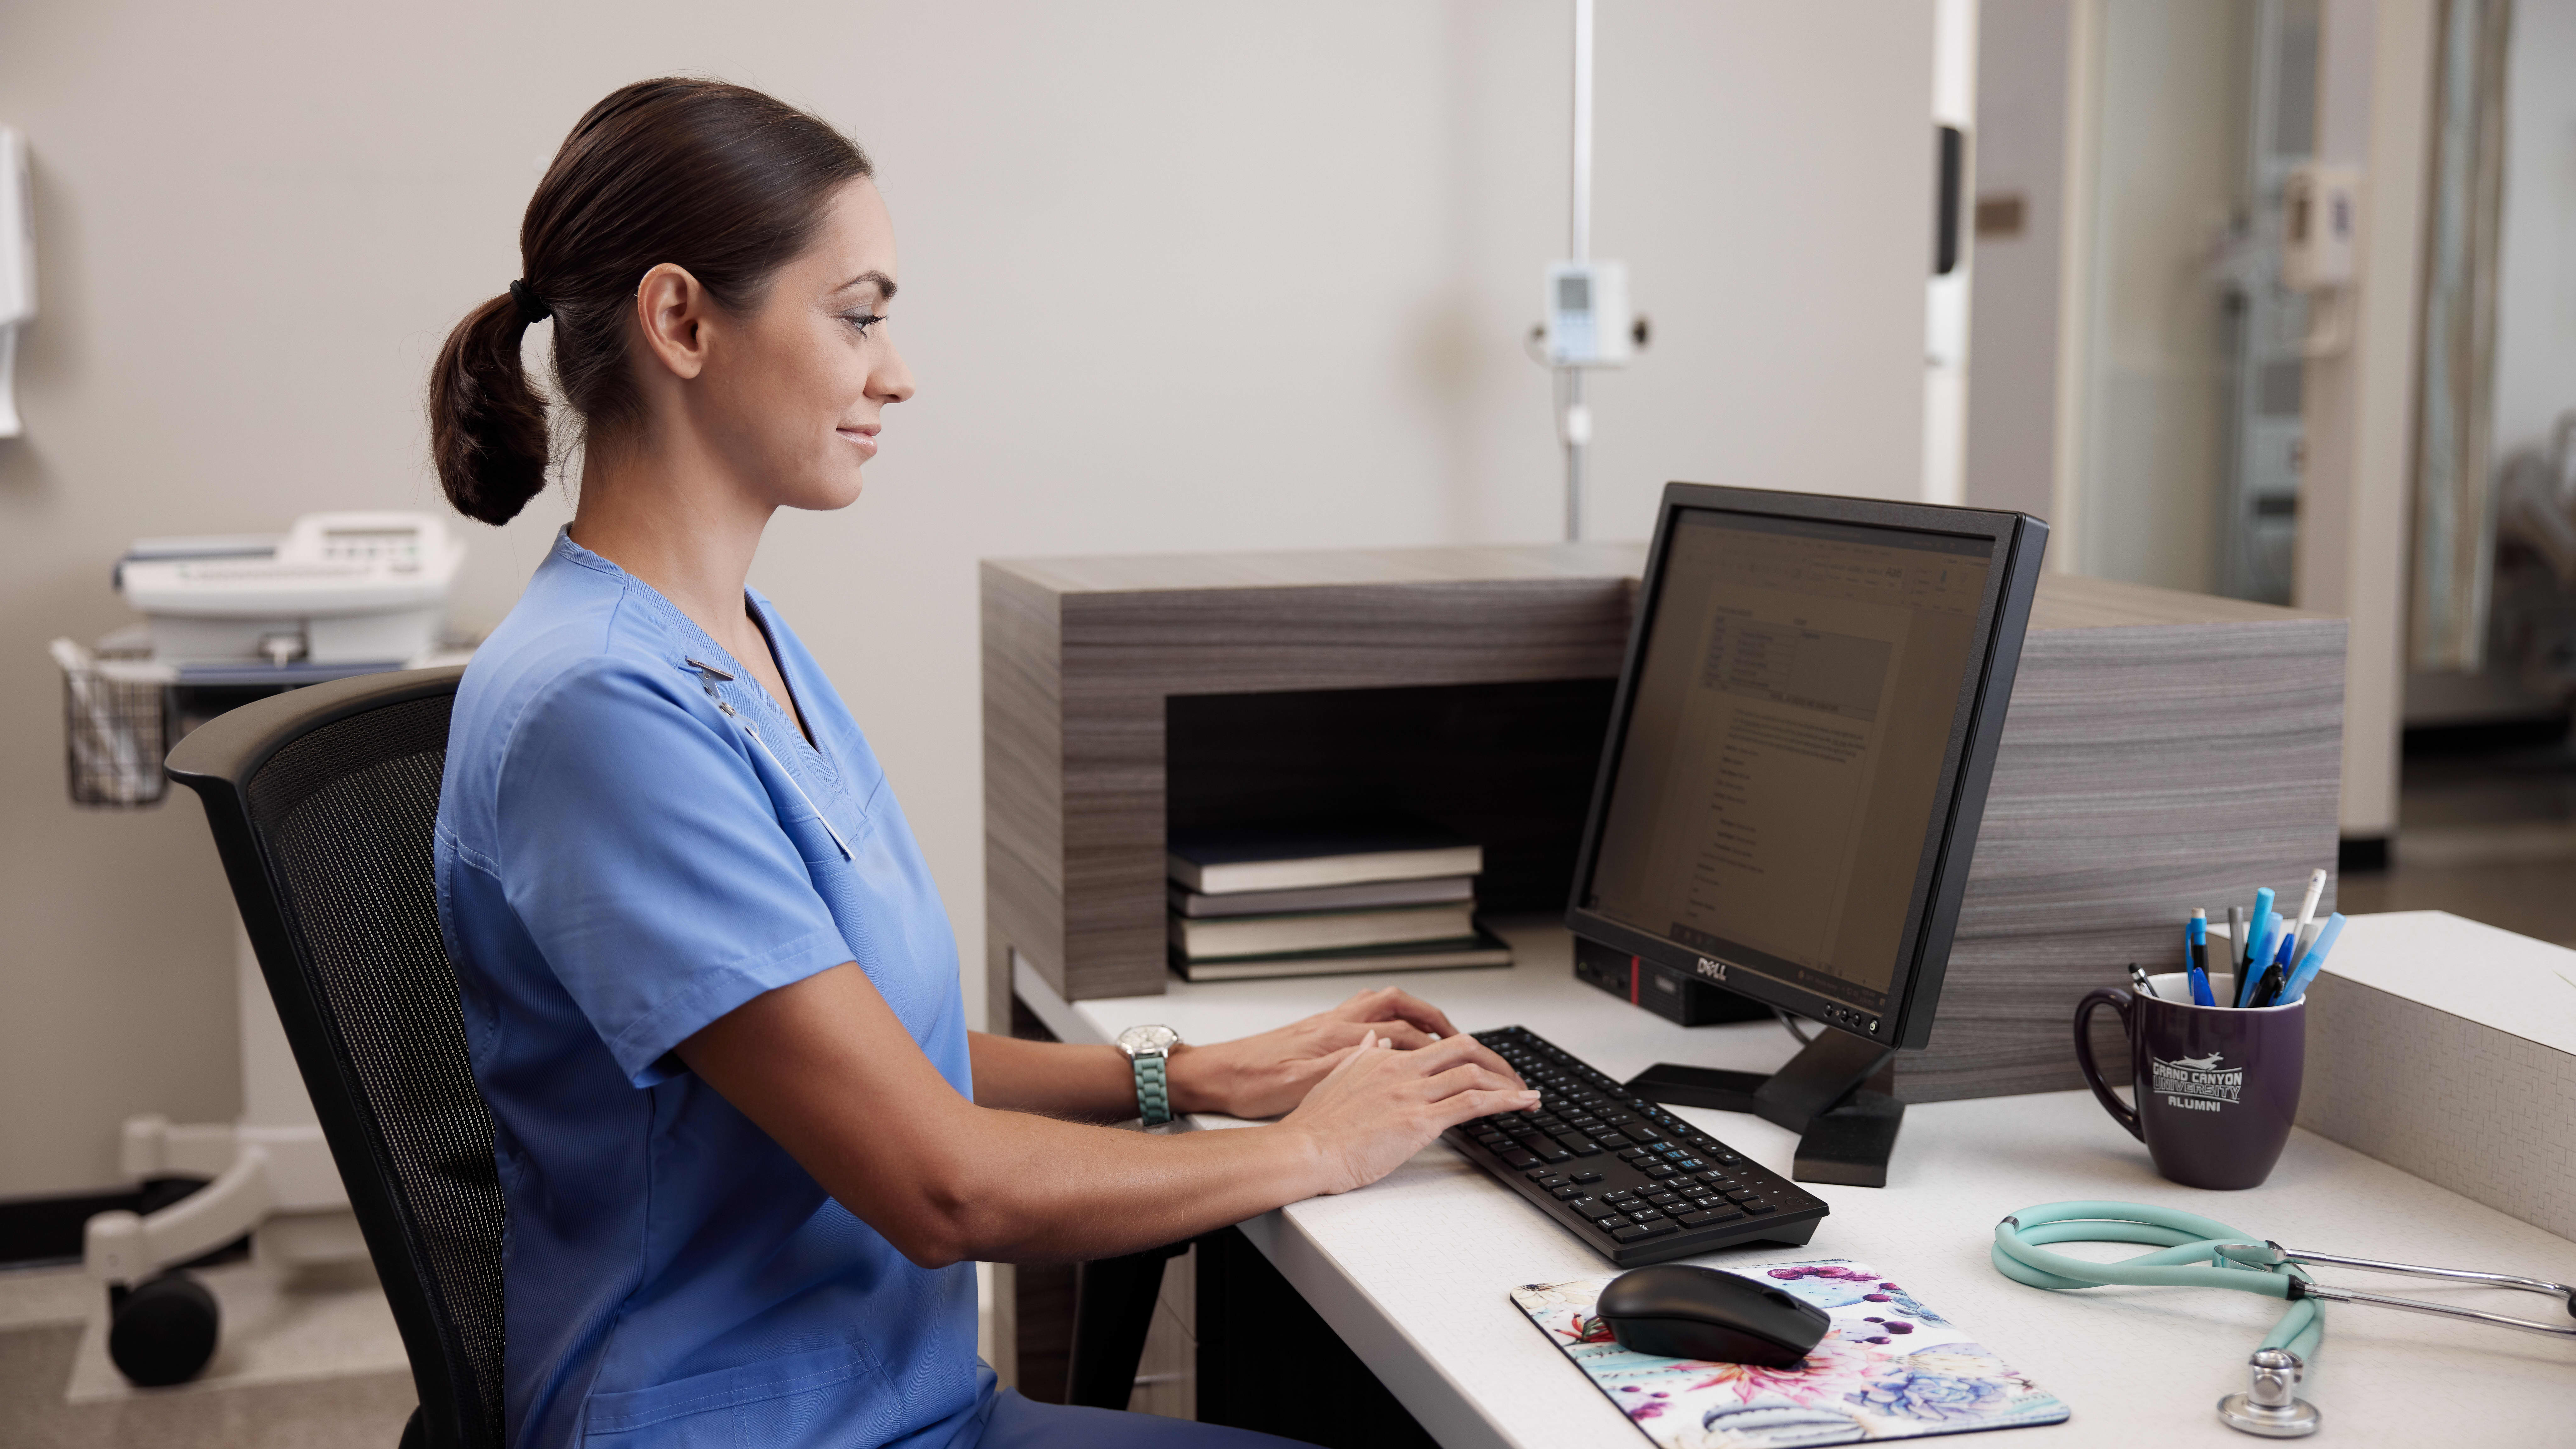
[1164,986,1523,1120]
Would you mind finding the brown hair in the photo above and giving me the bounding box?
[428,78,873,525]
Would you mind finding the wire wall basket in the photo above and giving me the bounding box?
[51,638,176,808]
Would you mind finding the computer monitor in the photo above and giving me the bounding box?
[1565,484,2047,1184]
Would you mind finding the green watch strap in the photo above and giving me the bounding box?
[1134,1051,1173,1127]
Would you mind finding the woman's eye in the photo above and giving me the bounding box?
[843,312,883,338]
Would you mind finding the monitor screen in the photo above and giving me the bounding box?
[1573,493,2040,1042]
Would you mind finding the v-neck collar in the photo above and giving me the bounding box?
[740,594,821,754]
[552,529,837,778]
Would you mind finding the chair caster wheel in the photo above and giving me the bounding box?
[108,1271,220,1387]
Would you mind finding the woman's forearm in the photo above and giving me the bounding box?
[870,1106,1332,1265]
[968,1031,1233,1121]
[968,1031,1133,1119]
[685,965,1524,1270]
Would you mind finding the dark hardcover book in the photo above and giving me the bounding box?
[1167,821,1482,895]
[1169,875,1476,919]
[1172,927,1514,983]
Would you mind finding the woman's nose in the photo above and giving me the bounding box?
[876,338,916,405]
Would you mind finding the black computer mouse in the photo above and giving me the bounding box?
[1596,1264,1831,1368]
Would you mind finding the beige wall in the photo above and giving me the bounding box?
[0,0,1934,1195]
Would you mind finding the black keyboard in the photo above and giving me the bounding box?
[1445,1026,1826,1267]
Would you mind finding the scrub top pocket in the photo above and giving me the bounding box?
[580,1340,903,1449]
[778,805,865,879]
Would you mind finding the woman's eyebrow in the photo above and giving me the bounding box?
[836,270,896,302]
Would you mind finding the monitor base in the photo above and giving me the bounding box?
[1626,1028,1906,1188]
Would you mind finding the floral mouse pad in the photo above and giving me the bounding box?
[1509,1260,2069,1446]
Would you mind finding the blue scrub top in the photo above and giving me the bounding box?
[434,530,989,1449]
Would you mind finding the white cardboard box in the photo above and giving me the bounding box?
[2297,911,2576,1241]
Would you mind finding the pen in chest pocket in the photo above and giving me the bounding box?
[689,657,851,861]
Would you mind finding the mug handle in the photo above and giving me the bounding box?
[2074,987,2144,1141]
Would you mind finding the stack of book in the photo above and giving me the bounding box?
[1166,822,1514,982]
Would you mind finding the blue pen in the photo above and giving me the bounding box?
[2187,964,2218,1007]
[2281,914,2347,1003]
[2241,911,2283,1006]
[2247,888,2276,968]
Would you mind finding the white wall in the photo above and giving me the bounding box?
[0,0,1934,1195]
[2493,0,2576,463]
[1965,0,2077,522]
[2074,0,2247,593]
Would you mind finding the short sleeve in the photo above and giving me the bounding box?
[493,660,856,1086]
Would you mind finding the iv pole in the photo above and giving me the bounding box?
[1561,0,1595,542]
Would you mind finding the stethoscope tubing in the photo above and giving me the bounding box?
[1992,1201,2324,1361]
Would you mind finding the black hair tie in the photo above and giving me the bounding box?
[508,279,551,325]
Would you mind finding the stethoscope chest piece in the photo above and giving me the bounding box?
[2217,1348,2319,1438]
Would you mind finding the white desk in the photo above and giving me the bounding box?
[1015,915,2576,1448]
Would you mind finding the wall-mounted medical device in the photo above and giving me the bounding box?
[1544,259,1634,368]
[116,511,466,666]
[0,126,35,439]
[2280,164,2362,358]
[2281,164,2360,291]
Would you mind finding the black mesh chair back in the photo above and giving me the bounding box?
[167,666,501,1449]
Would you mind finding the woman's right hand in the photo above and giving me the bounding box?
[1280,1033,1540,1197]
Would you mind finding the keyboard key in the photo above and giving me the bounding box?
[1500,1151,1539,1169]
[1678,1206,1745,1227]
[1608,1223,1653,1242]
[1625,1206,1663,1221]
[1629,1128,1664,1144]
[1563,1140,1603,1157]
[1554,1187,1589,1201]
[1673,1158,1706,1171]
[1570,1171,1602,1184]
[1644,1192,1681,1207]
[1741,1200,1779,1215]
[1537,1147,1573,1163]
[1643,1164,1676,1179]
[1535,1173,1568,1186]
[1613,1146,1647,1160]
[1723,1187,1756,1201]
[1574,1199,1622,1220]
[1629,1218,1677,1236]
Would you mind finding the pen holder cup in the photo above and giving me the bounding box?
[2073,973,2303,1190]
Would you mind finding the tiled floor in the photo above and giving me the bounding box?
[2352,741,2576,947]
[0,1298,412,1449]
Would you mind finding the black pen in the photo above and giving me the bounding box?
[2250,963,2288,1009]
[2127,963,2159,1001]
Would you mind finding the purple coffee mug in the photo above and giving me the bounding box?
[2073,971,2304,1190]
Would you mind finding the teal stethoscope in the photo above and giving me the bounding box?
[1991,1201,2576,1438]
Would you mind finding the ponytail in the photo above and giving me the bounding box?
[429,293,552,526]
[425,79,873,527]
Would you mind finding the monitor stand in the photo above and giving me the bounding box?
[1624,1027,1904,1188]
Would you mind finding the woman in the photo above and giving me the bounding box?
[428,79,1534,1449]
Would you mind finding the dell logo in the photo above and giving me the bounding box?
[1695,956,1728,981]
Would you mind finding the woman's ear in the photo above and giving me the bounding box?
[633,262,711,381]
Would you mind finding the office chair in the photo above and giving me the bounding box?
[170,664,1174,1436]
[167,666,500,1449]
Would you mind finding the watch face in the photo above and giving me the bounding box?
[1119,1024,1180,1056]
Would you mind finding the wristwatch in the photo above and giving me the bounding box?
[1116,1024,1183,1126]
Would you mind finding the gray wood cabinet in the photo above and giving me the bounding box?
[983,545,2343,1100]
